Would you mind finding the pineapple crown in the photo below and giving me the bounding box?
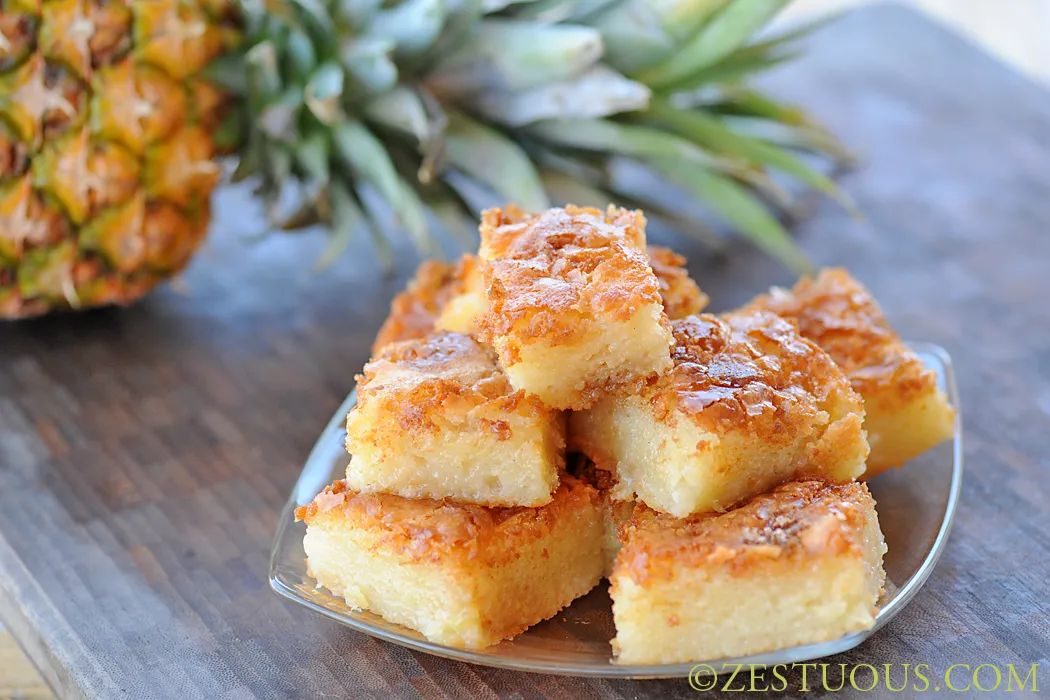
[212,0,856,271]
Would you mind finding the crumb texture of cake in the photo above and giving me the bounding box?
[434,245,706,336]
[434,254,487,335]
[346,331,564,507]
[372,255,481,353]
[298,476,605,650]
[744,268,955,477]
[610,480,886,665]
[372,259,458,354]
[646,245,709,319]
[570,311,869,517]
[476,205,674,410]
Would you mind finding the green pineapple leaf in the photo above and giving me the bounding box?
[654,158,810,272]
[230,0,855,272]
[647,98,857,214]
[444,111,550,211]
[637,0,790,87]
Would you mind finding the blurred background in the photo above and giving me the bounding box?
[786,0,1050,83]
[2,0,1049,698]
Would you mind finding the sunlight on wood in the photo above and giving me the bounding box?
[0,632,52,699]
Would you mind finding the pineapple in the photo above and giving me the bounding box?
[0,0,237,318]
[1,0,853,319]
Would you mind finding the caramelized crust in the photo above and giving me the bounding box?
[743,269,955,474]
[371,234,703,356]
[743,268,937,407]
[296,474,600,565]
[372,255,477,354]
[646,245,709,319]
[348,331,565,506]
[476,205,667,349]
[652,311,859,434]
[429,244,706,337]
[569,309,867,516]
[354,331,548,435]
[616,480,876,584]
[479,204,646,259]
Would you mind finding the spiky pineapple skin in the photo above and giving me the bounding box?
[0,0,237,319]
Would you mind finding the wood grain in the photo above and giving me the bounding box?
[1,6,1049,699]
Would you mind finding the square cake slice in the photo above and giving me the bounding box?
[570,311,869,517]
[297,475,605,649]
[432,244,708,339]
[742,268,955,477]
[346,331,564,507]
[610,479,886,665]
[476,205,674,410]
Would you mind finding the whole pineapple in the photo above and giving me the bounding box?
[0,0,238,317]
[2,0,853,319]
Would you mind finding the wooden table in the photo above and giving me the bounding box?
[2,6,1048,699]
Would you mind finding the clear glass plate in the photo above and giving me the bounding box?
[270,343,962,679]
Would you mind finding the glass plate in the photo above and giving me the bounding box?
[270,343,962,679]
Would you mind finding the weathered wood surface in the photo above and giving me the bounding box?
[2,5,1048,698]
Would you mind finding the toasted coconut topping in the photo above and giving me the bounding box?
[297,475,599,563]
[641,311,860,433]
[477,205,666,347]
[743,268,939,405]
[617,480,876,582]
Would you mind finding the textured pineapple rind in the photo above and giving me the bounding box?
[301,478,605,649]
[1,1,231,318]
[609,481,887,665]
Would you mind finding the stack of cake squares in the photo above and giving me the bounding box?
[296,205,955,663]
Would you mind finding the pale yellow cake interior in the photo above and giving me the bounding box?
[571,313,869,517]
[299,477,605,649]
[502,302,674,412]
[609,480,886,664]
[742,268,955,478]
[346,332,564,507]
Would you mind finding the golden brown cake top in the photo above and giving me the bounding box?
[296,475,599,563]
[616,480,876,583]
[743,268,939,403]
[479,204,647,259]
[354,331,550,431]
[646,311,860,433]
[372,255,478,354]
[476,205,666,345]
[647,245,709,319]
